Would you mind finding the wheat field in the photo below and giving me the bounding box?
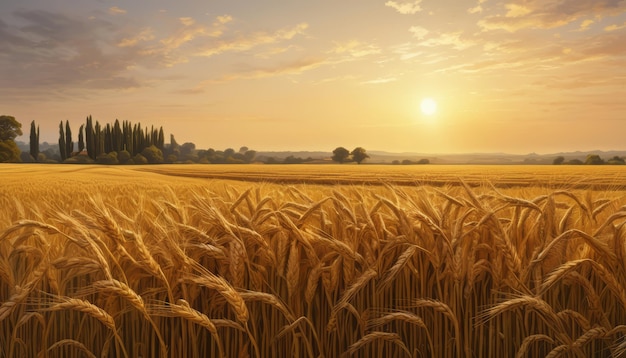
[2,164,626,357]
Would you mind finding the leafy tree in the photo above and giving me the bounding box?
[96,152,119,165]
[332,147,350,163]
[0,141,21,162]
[0,115,22,163]
[0,115,22,141]
[224,148,236,158]
[585,154,604,165]
[141,145,163,164]
[351,147,369,164]
[20,152,35,163]
[244,150,257,163]
[133,153,148,164]
[117,150,131,164]
[553,156,565,165]
[29,121,39,161]
[180,142,197,161]
[608,156,625,165]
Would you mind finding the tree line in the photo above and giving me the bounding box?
[4,115,382,165]
[553,154,626,165]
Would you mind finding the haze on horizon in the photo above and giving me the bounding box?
[1,0,625,155]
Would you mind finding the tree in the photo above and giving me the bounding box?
[332,147,350,163]
[244,150,257,163]
[351,147,369,164]
[141,145,163,164]
[585,154,604,165]
[0,115,22,162]
[65,120,73,157]
[78,124,85,152]
[0,141,21,162]
[29,120,39,161]
[0,115,22,141]
[553,156,565,165]
[58,121,67,161]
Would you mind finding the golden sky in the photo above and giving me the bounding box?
[1,0,625,154]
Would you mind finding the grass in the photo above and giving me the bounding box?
[2,164,626,357]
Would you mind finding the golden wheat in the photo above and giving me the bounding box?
[2,164,626,357]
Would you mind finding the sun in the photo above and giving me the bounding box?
[420,98,437,116]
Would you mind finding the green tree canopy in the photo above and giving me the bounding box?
[585,154,604,165]
[332,147,350,163]
[141,145,163,164]
[351,147,369,164]
[0,116,22,162]
[0,115,22,141]
[0,140,21,162]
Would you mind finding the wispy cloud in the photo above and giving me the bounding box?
[109,6,127,15]
[360,76,397,85]
[385,0,422,15]
[180,58,326,91]
[478,0,626,32]
[605,21,626,31]
[329,40,381,58]
[468,0,488,14]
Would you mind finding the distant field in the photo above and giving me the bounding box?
[2,164,626,357]
[4,163,626,189]
[136,163,626,189]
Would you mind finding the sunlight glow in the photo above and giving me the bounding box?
[420,98,437,116]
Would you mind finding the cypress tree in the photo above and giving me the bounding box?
[95,121,104,157]
[85,116,95,159]
[78,124,85,152]
[65,120,73,157]
[29,120,39,161]
[157,127,165,150]
[58,121,66,161]
[113,119,122,152]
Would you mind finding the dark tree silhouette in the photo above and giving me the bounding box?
[58,121,66,161]
[332,147,350,163]
[30,120,39,161]
[351,147,369,164]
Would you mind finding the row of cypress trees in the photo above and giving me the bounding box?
[28,116,166,161]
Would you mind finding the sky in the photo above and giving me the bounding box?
[1,0,625,154]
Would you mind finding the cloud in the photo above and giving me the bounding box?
[0,10,140,93]
[385,1,423,15]
[409,26,429,39]
[605,21,626,31]
[117,28,155,47]
[468,0,488,14]
[182,58,326,89]
[417,31,475,50]
[478,0,626,32]
[196,23,308,58]
[579,19,595,31]
[109,6,127,15]
[329,40,381,58]
[360,76,397,85]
